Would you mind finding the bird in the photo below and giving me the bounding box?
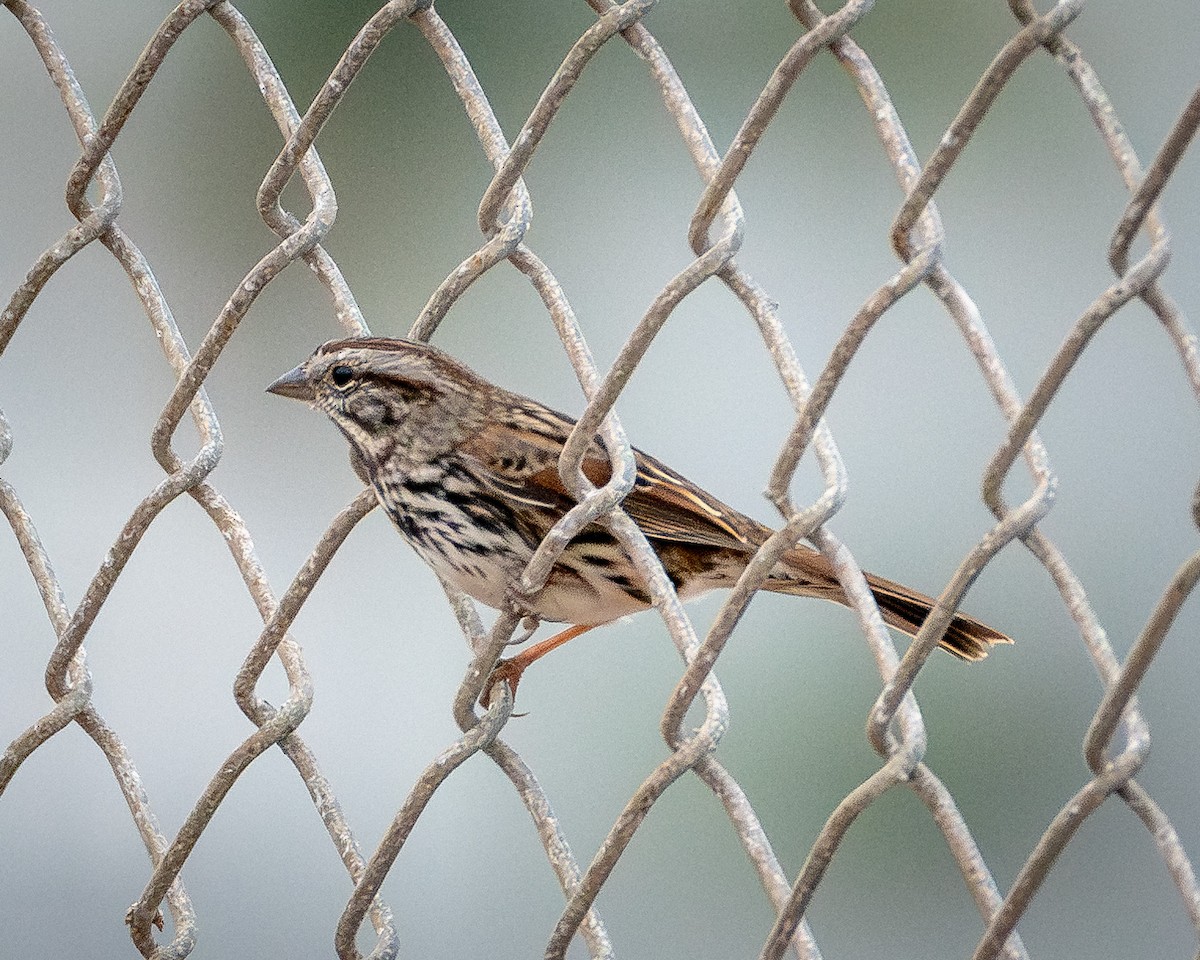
[267,336,1009,704]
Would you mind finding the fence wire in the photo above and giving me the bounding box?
[2,1,1198,958]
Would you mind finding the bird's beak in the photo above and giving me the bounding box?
[265,364,316,401]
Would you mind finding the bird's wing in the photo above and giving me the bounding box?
[622,451,758,550]
[461,406,759,551]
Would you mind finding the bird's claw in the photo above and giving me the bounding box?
[480,657,524,709]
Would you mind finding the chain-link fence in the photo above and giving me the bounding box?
[3,1,1199,957]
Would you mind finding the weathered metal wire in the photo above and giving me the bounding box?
[2,2,1196,958]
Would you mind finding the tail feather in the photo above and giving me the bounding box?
[766,550,1011,660]
[864,572,1010,660]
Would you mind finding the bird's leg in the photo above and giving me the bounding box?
[481,623,596,708]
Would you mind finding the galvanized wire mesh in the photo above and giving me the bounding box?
[2,1,1198,958]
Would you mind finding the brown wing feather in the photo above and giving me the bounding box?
[460,400,761,552]
[622,453,759,550]
[458,410,607,514]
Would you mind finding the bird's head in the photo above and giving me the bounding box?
[266,337,485,456]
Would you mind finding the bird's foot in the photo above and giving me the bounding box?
[478,623,595,709]
[480,657,525,709]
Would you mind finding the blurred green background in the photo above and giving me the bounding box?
[2,1,1198,957]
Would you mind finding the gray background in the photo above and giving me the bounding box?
[2,1,1198,957]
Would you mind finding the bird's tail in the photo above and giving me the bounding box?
[765,549,1011,661]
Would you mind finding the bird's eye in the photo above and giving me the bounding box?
[330,365,355,388]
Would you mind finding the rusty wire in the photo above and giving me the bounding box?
[2,1,1198,958]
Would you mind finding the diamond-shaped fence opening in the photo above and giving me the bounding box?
[2,2,1198,958]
